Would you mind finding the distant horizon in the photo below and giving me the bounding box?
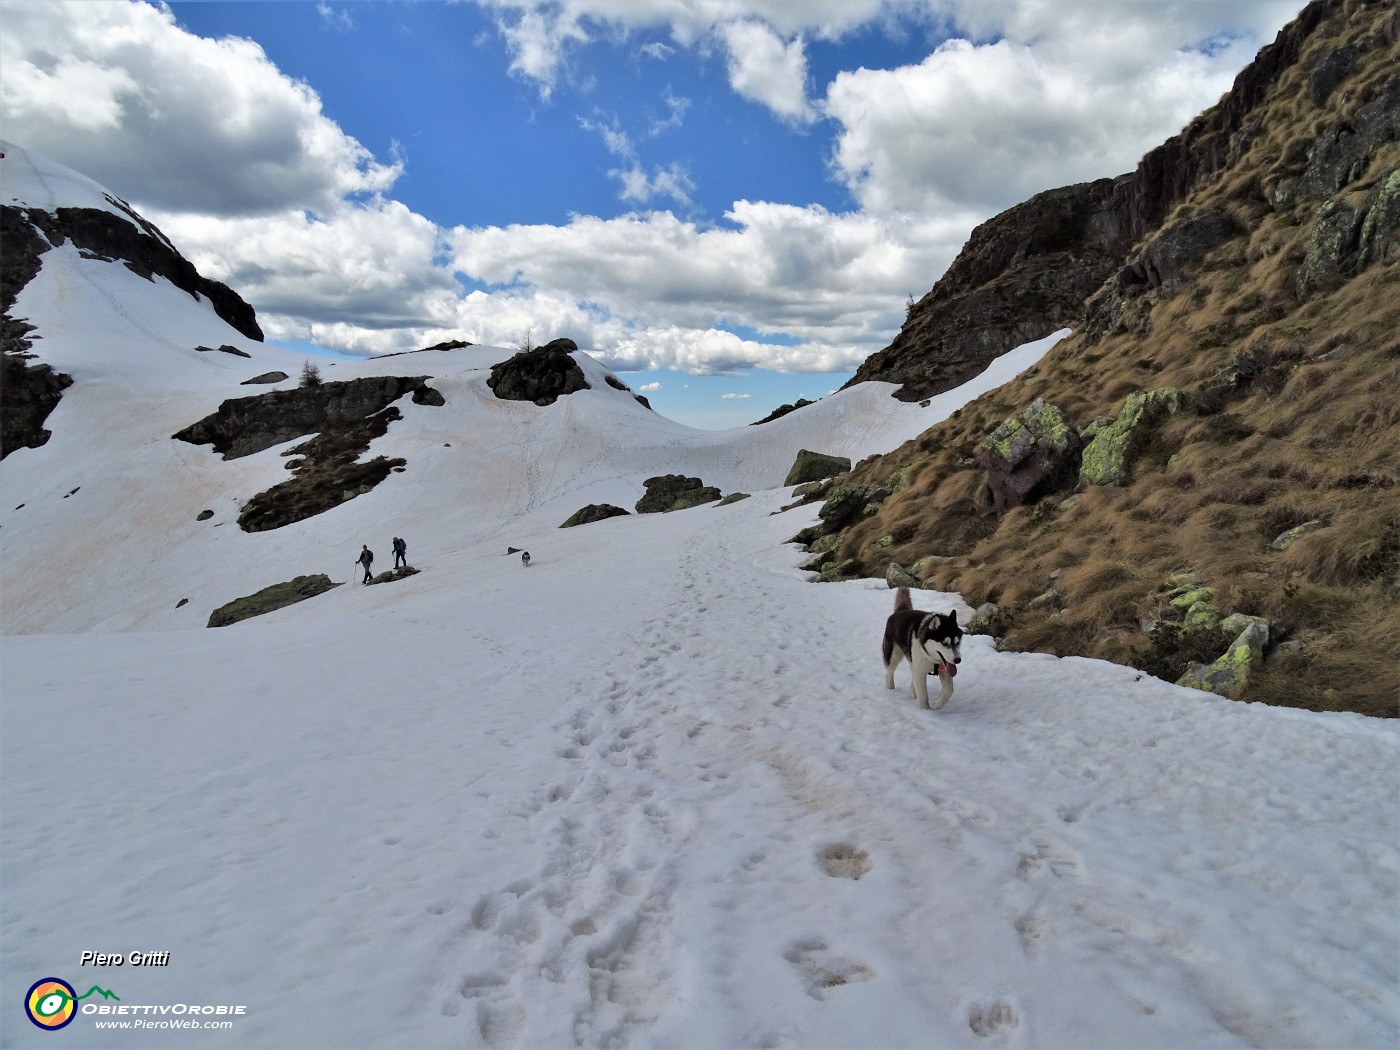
[3,0,1306,426]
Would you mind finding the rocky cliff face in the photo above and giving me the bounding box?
[1,188,265,459]
[847,179,1125,401]
[2,200,262,341]
[850,0,1398,405]
[810,0,1400,717]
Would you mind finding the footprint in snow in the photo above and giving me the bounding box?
[784,939,875,1000]
[818,843,872,880]
[968,1000,1019,1038]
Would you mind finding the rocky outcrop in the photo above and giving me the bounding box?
[5,202,262,340]
[207,574,341,627]
[603,373,652,409]
[1078,388,1182,487]
[367,566,420,586]
[195,344,250,358]
[635,475,722,513]
[978,399,1081,513]
[487,338,590,405]
[751,398,815,425]
[1,319,73,459]
[846,179,1124,401]
[560,504,630,528]
[173,375,442,459]
[173,376,444,532]
[784,449,851,486]
[1,210,73,459]
[1177,616,1273,698]
[241,371,288,386]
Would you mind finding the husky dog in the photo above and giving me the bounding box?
[521,551,531,568]
[882,586,962,710]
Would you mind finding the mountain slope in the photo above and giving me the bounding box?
[811,0,1400,717]
[1,145,1396,1050]
[0,141,1042,634]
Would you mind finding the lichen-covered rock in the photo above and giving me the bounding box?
[784,449,852,486]
[715,492,750,506]
[886,563,921,589]
[241,371,289,385]
[1296,199,1364,296]
[978,398,1082,513]
[1270,519,1326,550]
[1028,588,1063,610]
[1357,168,1400,270]
[966,603,1007,636]
[486,339,589,405]
[819,558,861,582]
[1167,584,1219,632]
[817,484,878,532]
[1079,388,1182,487]
[791,479,832,499]
[1177,619,1270,698]
[635,474,721,513]
[560,503,630,528]
[911,554,954,579]
[207,574,341,627]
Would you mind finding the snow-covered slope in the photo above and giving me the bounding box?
[2,143,1396,1049]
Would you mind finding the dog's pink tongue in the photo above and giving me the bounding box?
[943,662,958,677]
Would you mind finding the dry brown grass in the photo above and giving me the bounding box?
[825,0,1400,717]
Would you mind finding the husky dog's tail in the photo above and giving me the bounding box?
[893,586,913,613]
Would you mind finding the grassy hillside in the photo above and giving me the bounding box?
[807,0,1399,717]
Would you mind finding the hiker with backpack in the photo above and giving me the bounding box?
[358,544,374,584]
[392,536,407,569]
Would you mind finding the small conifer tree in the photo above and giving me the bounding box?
[300,360,323,387]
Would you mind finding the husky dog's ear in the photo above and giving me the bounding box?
[947,609,958,625]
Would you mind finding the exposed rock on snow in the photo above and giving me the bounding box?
[635,474,722,513]
[560,504,630,528]
[206,573,341,627]
[487,338,590,406]
[783,448,851,486]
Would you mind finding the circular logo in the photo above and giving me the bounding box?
[26,978,77,1030]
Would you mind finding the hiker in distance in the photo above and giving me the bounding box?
[392,536,407,569]
[358,544,374,584]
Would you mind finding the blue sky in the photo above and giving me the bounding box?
[2,0,1304,427]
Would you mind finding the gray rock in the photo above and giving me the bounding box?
[241,371,289,385]
[207,574,341,628]
[715,492,751,506]
[560,504,630,527]
[486,339,589,405]
[1176,620,1270,699]
[367,566,420,586]
[1270,519,1325,550]
[978,398,1082,512]
[635,475,722,513]
[886,563,921,589]
[784,449,852,486]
